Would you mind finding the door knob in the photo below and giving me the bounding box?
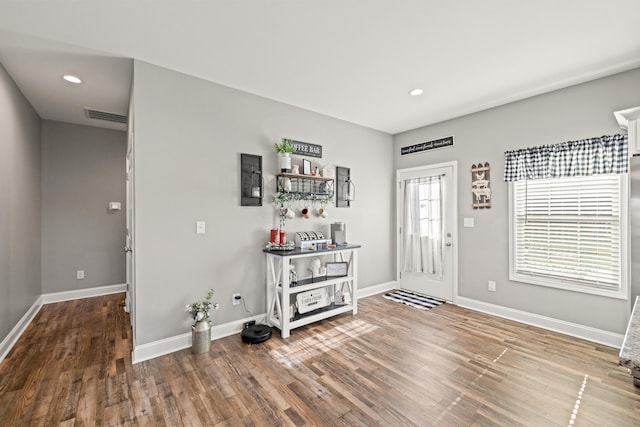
[124,246,132,253]
[445,242,452,247]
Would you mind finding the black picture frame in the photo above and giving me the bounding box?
[326,262,348,277]
[302,159,311,175]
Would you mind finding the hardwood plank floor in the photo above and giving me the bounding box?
[1,292,639,426]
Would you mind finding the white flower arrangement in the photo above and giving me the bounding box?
[185,288,219,324]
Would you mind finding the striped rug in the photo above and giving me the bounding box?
[382,289,445,311]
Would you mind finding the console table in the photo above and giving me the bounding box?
[264,244,360,338]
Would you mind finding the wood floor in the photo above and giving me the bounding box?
[1,292,639,426]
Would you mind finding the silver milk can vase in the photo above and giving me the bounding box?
[191,319,212,354]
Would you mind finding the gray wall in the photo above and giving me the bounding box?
[0,63,41,342]
[394,68,640,335]
[41,120,127,293]
[132,60,394,345]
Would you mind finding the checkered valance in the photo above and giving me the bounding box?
[504,134,628,181]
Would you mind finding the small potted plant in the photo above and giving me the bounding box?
[274,138,294,173]
[185,288,218,354]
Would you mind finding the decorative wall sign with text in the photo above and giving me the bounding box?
[401,136,454,155]
[471,162,491,209]
[290,140,322,158]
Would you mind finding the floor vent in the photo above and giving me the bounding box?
[84,108,128,124]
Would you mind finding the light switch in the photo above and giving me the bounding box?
[463,217,475,228]
[108,202,121,210]
[196,221,206,234]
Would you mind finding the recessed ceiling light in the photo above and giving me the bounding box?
[409,88,423,96]
[63,75,82,84]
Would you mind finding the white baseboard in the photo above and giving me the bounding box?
[0,284,128,364]
[132,313,265,364]
[456,296,625,348]
[0,296,44,363]
[41,283,127,304]
[133,280,398,363]
[358,281,396,298]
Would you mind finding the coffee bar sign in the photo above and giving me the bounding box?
[291,140,322,158]
[401,136,454,155]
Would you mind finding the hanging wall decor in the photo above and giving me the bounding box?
[240,153,263,206]
[335,166,353,207]
[283,139,323,158]
[471,162,491,209]
[400,136,454,155]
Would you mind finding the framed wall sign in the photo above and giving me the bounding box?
[326,261,348,277]
[471,162,491,209]
[290,140,322,158]
[401,136,454,155]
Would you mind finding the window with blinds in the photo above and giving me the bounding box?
[509,174,627,296]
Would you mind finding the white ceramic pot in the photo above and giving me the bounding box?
[279,153,291,173]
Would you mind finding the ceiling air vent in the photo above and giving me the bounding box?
[84,108,128,124]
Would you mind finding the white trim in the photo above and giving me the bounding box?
[3,281,397,365]
[132,313,264,364]
[0,296,43,363]
[357,281,396,299]
[456,296,624,348]
[41,283,127,304]
[132,280,399,363]
[0,284,127,363]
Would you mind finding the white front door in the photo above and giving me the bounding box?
[397,162,457,302]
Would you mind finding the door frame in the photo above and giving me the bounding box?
[396,160,458,303]
[126,127,136,345]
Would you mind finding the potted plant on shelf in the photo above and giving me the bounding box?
[185,288,218,354]
[274,138,294,173]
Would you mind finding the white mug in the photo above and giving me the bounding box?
[319,208,329,218]
[283,208,295,219]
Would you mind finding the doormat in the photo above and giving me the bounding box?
[382,290,444,311]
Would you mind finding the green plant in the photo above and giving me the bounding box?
[185,289,218,323]
[274,138,295,154]
[273,189,334,206]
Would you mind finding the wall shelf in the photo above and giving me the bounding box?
[274,173,334,204]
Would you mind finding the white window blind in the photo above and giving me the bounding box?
[512,174,621,291]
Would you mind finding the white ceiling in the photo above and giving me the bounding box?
[0,1,639,135]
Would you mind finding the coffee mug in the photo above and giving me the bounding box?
[318,208,329,218]
[301,207,310,219]
[283,208,295,219]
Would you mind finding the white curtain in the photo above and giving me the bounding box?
[402,176,443,277]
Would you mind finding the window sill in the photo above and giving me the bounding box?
[509,272,628,300]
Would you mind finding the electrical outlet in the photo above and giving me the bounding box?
[76,270,85,280]
[232,293,241,306]
[488,280,496,292]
